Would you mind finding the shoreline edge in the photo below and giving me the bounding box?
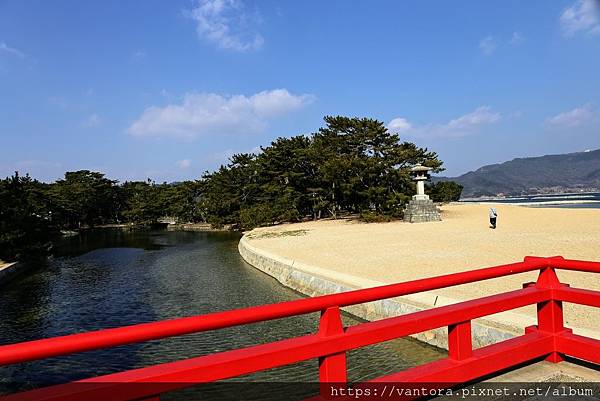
[238,234,539,350]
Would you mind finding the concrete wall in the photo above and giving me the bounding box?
[238,235,538,350]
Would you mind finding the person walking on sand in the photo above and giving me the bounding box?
[489,207,498,229]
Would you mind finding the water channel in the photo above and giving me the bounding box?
[0,229,444,399]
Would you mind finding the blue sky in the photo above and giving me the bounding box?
[1,0,599,182]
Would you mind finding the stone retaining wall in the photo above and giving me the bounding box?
[238,235,541,350]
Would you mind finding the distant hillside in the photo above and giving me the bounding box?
[439,149,600,198]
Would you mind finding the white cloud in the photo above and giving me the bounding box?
[84,114,102,127]
[387,117,412,133]
[0,42,26,58]
[546,104,595,127]
[510,31,525,45]
[188,0,264,52]
[479,36,497,55]
[176,159,192,169]
[478,32,525,55]
[208,149,237,164]
[208,146,262,166]
[560,0,600,36]
[445,106,501,130]
[389,106,502,139]
[128,88,315,139]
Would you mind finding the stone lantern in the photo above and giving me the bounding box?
[403,164,441,223]
[411,164,431,200]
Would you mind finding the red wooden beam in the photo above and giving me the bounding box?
[448,321,472,361]
[3,256,600,401]
[555,331,600,365]
[311,331,556,401]
[318,307,347,385]
[369,330,554,383]
[2,287,550,401]
[554,286,600,308]
[534,267,565,362]
[553,258,600,274]
[0,258,549,366]
[344,287,550,341]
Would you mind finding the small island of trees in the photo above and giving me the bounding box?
[0,116,462,262]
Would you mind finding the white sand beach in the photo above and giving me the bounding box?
[244,203,600,334]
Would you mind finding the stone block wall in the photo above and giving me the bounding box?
[404,198,441,223]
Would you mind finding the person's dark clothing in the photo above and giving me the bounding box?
[489,208,498,229]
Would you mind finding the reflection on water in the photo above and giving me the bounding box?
[54,228,167,256]
[0,229,444,400]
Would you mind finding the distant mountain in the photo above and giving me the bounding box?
[438,149,600,198]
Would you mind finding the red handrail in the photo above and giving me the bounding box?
[0,256,549,366]
[1,255,599,401]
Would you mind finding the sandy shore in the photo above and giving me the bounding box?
[245,203,600,334]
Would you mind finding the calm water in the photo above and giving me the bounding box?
[0,229,443,400]
[462,192,600,208]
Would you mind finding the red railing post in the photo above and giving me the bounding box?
[318,306,346,399]
[6,256,600,401]
[535,265,565,363]
[448,321,473,360]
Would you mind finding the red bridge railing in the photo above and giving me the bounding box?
[0,256,599,400]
